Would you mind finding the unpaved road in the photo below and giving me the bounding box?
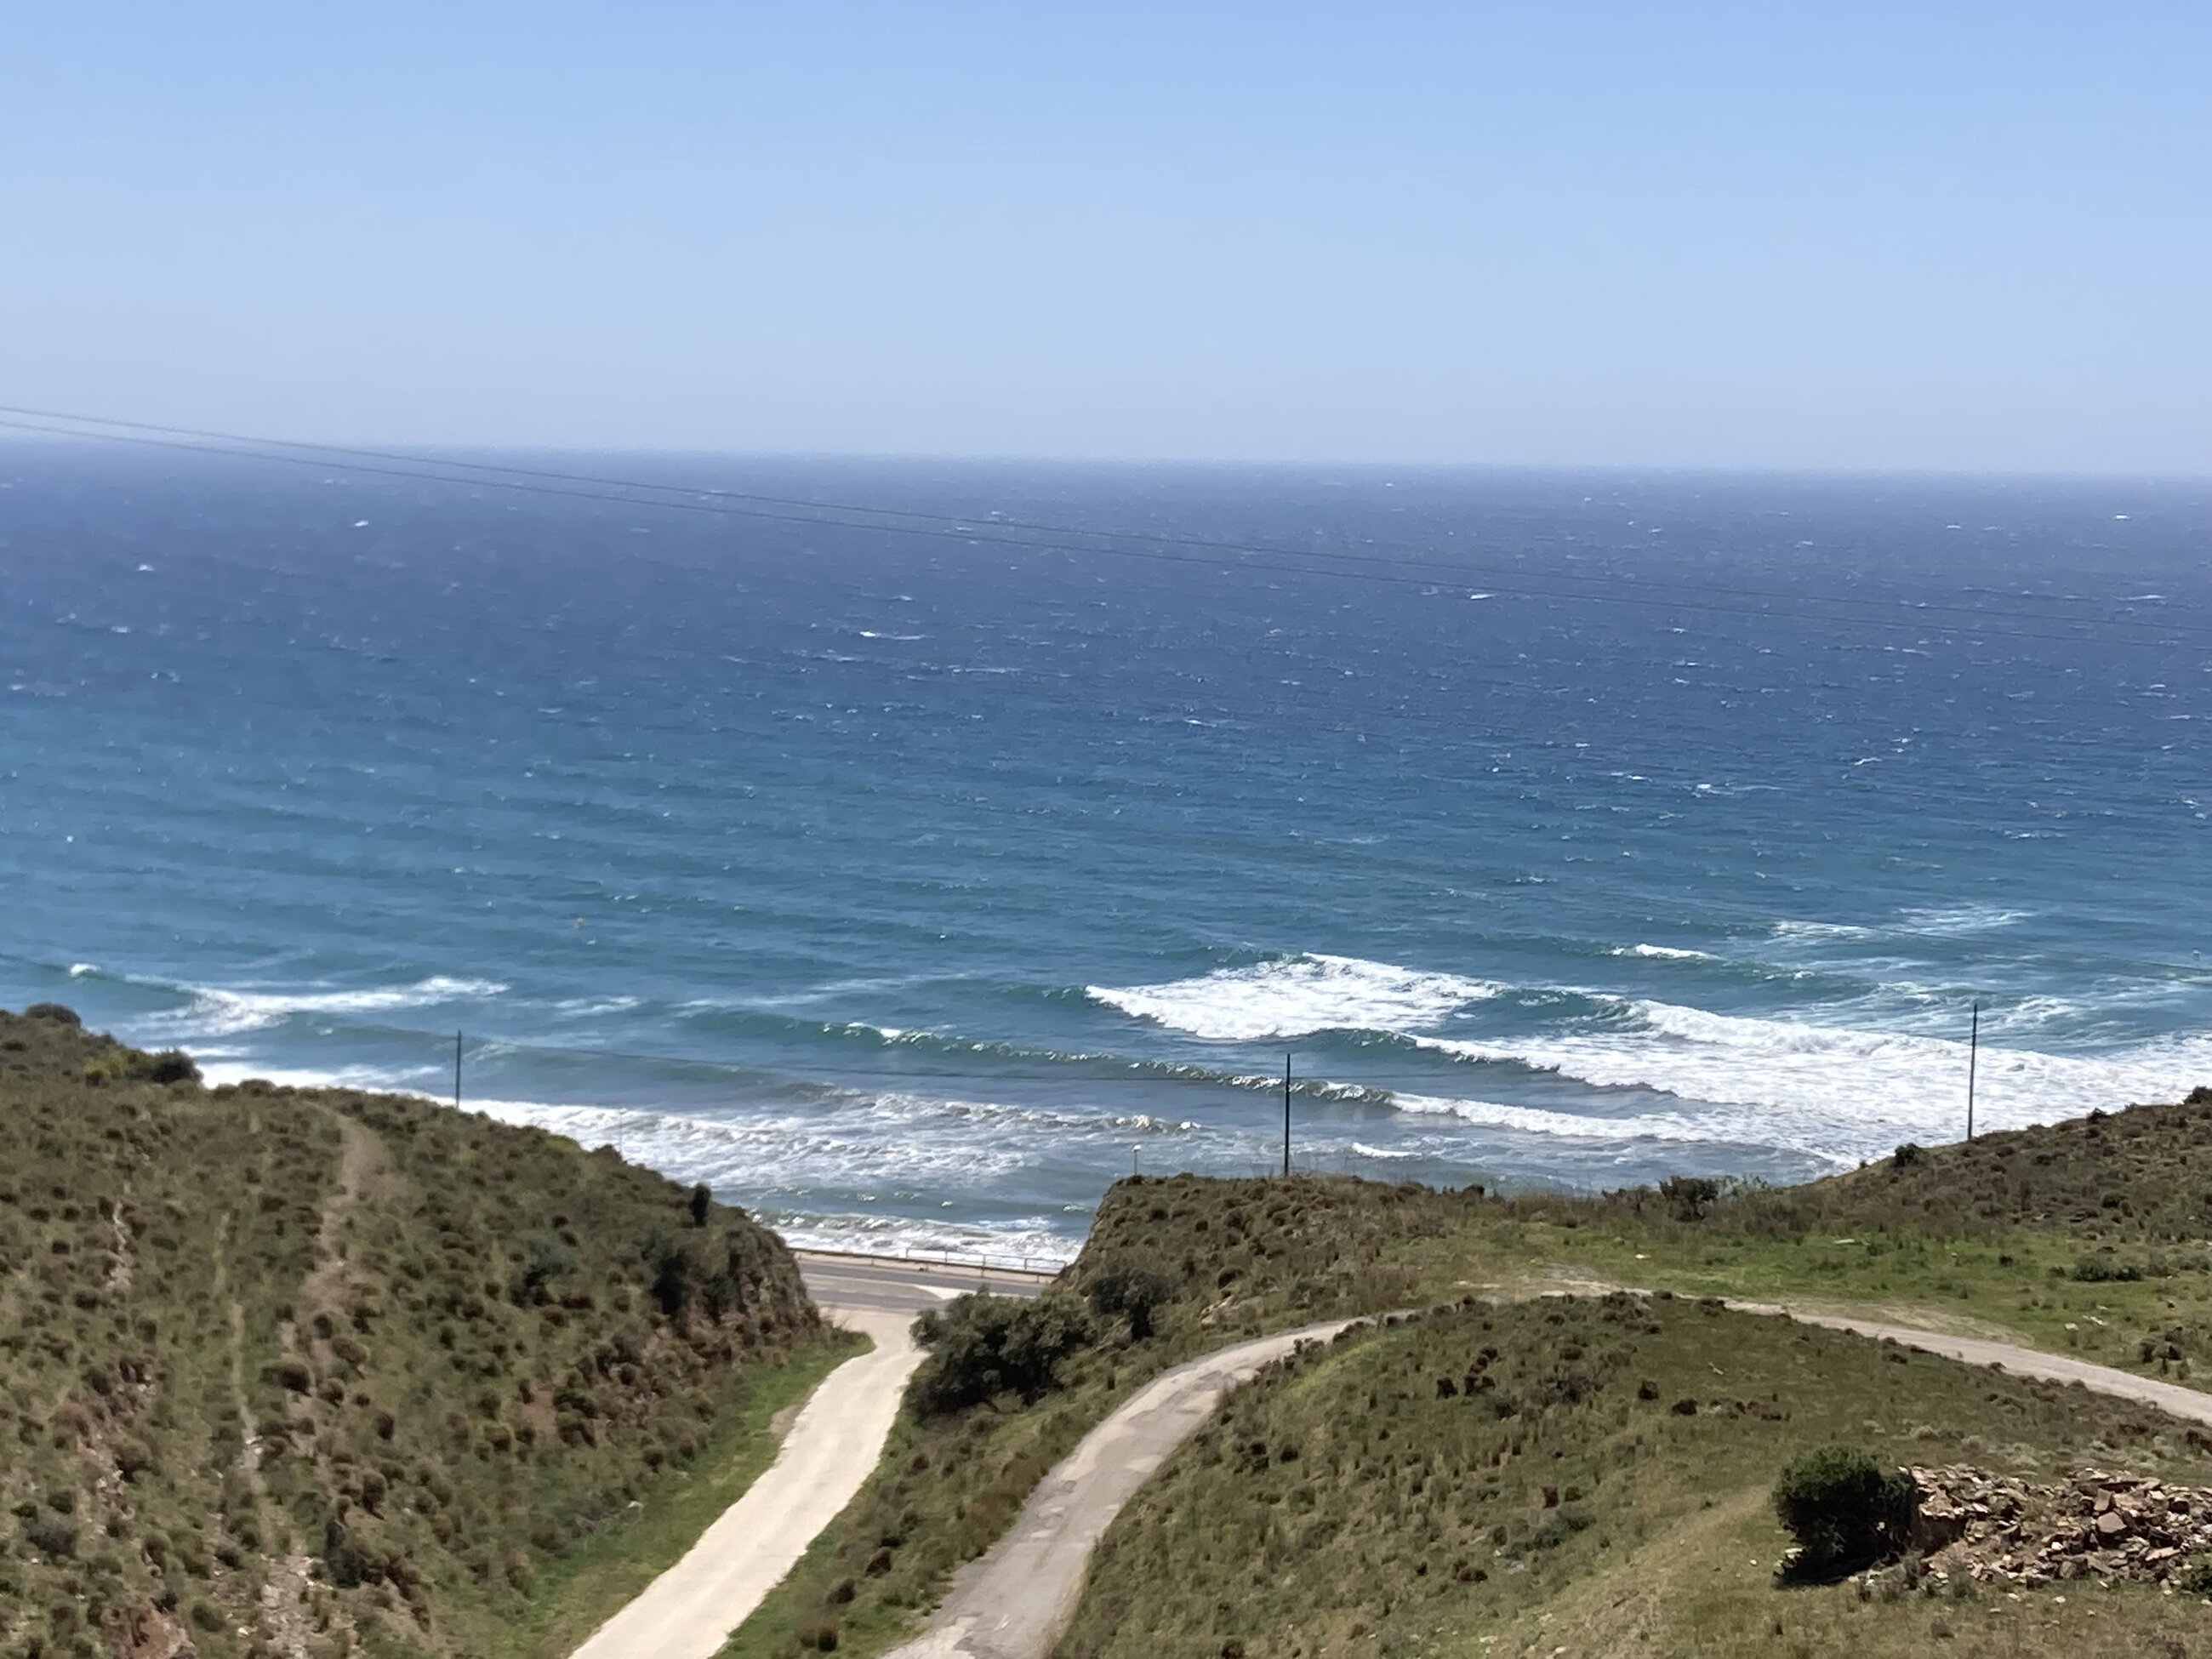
[883,1317,1360,1659]
[570,1256,1046,1659]
[1733,1301,2212,1426]
[881,1292,2212,1659]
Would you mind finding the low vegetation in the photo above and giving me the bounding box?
[725,1172,1457,1657]
[1392,1091,2212,1380]
[0,1006,834,1659]
[1058,1292,2212,1659]
[738,1092,2212,1655]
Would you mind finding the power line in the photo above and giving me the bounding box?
[3,407,2206,648]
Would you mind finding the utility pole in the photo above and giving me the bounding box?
[1966,1001,1979,1142]
[1282,1051,1292,1177]
[453,1030,464,1109]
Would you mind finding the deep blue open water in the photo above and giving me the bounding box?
[3,446,2207,1260]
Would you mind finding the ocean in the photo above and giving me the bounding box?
[3,444,2207,1263]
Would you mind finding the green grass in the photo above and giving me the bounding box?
[494,1333,858,1659]
[722,1173,1453,1659]
[732,1097,2212,1657]
[1056,1291,2212,1659]
[0,1006,830,1659]
[1378,1098,2212,1380]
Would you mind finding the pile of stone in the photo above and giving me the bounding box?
[1907,1465,2212,1588]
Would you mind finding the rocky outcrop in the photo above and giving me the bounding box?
[1895,1465,2212,1589]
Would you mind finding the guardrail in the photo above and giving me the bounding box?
[795,1244,1064,1280]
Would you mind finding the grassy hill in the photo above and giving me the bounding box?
[1425,1091,2212,1377]
[1059,1292,2212,1659]
[726,1172,1452,1657]
[0,1006,834,1659]
[733,1093,2212,1657]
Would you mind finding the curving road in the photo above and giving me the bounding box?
[1730,1300,2212,1426]
[574,1253,2212,1659]
[878,1290,2212,1659]
[569,1253,1045,1659]
[882,1316,1360,1659]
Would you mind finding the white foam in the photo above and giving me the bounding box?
[1610,944,1718,962]
[1088,953,1502,1041]
[553,995,641,1018]
[767,1213,1079,1267]
[150,975,509,1037]
[1390,1093,1734,1146]
[1414,1001,2212,1162]
[466,1097,1031,1191]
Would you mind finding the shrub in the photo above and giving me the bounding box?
[910,1292,1093,1414]
[688,1183,712,1229]
[22,1515,77,1557]
[1773,1445,1913,1580]
[1657,1175,1720,1222]
[24,1003,81,1025]
[140,1048,200,1085]
[1086,1260,1175,1342]
[1891,1143,1924,1168]
[2072,1255,2144,1283]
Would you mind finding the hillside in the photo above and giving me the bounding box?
[725,1172,1451,1657]
[1060,1292,2212,1659]
[733,1096,2212,1656]
[0,1006,827,1659]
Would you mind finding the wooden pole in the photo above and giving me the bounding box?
[1966,1001,1978,1141]
[453,1030,463,1109]
[1282,1051,1292,1177]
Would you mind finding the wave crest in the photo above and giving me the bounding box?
[1088,953,1502,1041]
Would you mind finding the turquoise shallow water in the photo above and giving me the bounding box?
[3,447,2208,1258]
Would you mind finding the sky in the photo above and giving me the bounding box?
[3,3,2208,473]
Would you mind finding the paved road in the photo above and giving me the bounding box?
[568,1253,1047,1659]
[883,1316,1361,1659]
[795,1250,1051,1312]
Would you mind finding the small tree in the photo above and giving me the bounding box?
[1086,1260,1175,1342]
[688,1182,713,1229]
[910,1292,1093,1414]
[1772,1445,1914,1581]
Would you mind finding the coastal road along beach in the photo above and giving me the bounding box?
[884,1315,1362,1659]
[568,1251,1048,1659]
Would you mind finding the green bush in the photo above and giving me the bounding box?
[910,1292,1093,1414]
[1772,1445,1914,1580]
[2072,1254,2145,1283]
[140,1048,200,1085]
[1086,1260,1175,1342]
[1657,1175,1720,1222]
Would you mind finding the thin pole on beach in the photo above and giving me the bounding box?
[1282,1052,1292,1177]
[454,1030,463,1109]
[1966,1001,1978,1141]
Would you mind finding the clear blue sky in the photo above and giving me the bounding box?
[5,3,2207,472]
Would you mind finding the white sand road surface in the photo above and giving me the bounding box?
[568,1253,1045,1659]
